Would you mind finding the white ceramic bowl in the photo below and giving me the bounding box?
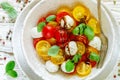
[22,0,117,80]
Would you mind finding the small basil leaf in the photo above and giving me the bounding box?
[48,45,60,56]
[89,52,100,62]
[72,54,81,63]
[65,60,75,72]
[78,23,86,35]
[7,70,18,78]
[37,22,46,32]
[1,2,17,19]
[46,15,56,22]
[72,27,79,35]
[84,25,94,41]
[5,61,15,72]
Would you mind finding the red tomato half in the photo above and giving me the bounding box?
[33,38,44,48]
[76,35,89,45]
[42,25,56,39]
[37,17,46,24]
[56,12,69,22]
[54,29,68,43]
[90,61,97,67]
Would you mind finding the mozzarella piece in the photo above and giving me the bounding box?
[65,41,78,56]
[31,27,43,38]
[61,61,74,73]
[64,15,75,29]
[89,36,101,50]
[45,60,59,73]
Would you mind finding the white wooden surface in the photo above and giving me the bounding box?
[0,0,120,80]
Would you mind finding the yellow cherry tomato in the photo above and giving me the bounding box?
[36,40,51,56]
[72,5,90,22]
[87,46,99,54]
[77,42,86,55]
[76,62,91,77]
[41,55,51,61]
[51,49,65,65]
[87,17,101,34]
[47,21,58,27]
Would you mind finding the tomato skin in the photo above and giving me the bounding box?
[33,38,44,48]
[90,61,97,67]
[56,12,69,22]
[42,25,56,39]
[37,17,46,24]
[54,29,68,43]
[76,35,89,45]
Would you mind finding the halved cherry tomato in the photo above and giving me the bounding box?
[81,53,89,62]
[36,40,51,57]
[42,25,56,39]
[77,42,86,55]
[72,5,90,22]
[56,12,69,22]
[76,35,89,45]
[33,38,44,48]
[87,46,99,54]
[50,49,65,65]
[76,62,91,76]
[37,17,46,24]
[46,37,56,45]
[87,17,101,34]
[54,29,68,43]
[41,55,51,61]
[47,21,58,27]
[90,61,97,67]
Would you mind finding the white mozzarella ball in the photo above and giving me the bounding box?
[89,36,101,50]
[65,41,78,56]
[64,15,75,29]
[31,27,43,38]
[61,61,74,73]
[45,60,59,73]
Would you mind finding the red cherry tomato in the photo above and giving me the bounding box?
[37,17,46,24]
[81,53,89,62]
[76,35,89,45]
[90,61,97,67]
[42,25,56,39]
[33,38,44,48]
[56,12,69,22]
[54,29,68,43]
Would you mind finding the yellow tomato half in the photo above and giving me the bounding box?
[87,17,101,34]
[47,21,58,27]
[36,40,51,57]
[72,5,90,22]
[77,42,86,55]
[51,49,65,65]
[57,6,71,15]
[87,46,99,54]
[76,62,91,77]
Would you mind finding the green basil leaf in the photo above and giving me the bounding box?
[1,2,17,19]
[84,25,94,41]
[72,23,86,35]
[7,70,18,78]
[72,54,81,63]
[89,52,100,62]
[65,60,75,72]
[37,22,46,32]
[5,61,15,72]
[46,15,56,22]
[48,45,60,56]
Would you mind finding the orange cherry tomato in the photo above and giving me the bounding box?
[47,21,58,27]
[76,62,91,77]
[87,46,99,54]
[46,37,56,45]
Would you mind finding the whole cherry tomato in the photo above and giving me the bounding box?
[54,29,68,43]
[42,25,56,39]
[90,61,97,67]
[56,12,69,22]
